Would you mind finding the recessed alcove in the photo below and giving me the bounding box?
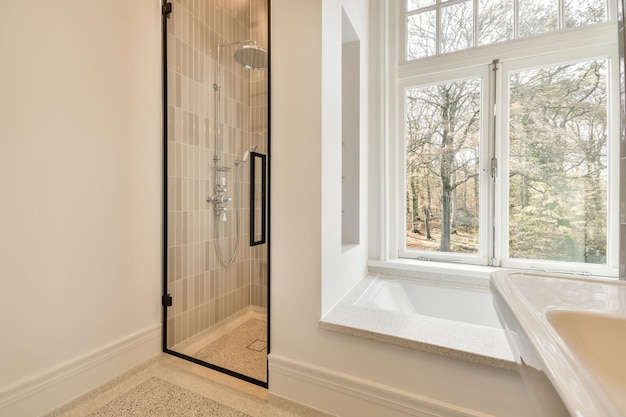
[342,8,360,247]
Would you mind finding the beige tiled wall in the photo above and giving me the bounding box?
[166,0,268,347]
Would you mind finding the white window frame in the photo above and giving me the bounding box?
[386,0,620,277]
[496,47,620,277]
[398,65,493,265]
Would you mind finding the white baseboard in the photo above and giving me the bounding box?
[0,324,161,417]
[268,354,495,417]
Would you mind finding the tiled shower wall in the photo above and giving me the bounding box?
[166,0,268,348]
[250,0,269,307]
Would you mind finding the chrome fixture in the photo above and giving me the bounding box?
[213,40,268,168]
[209,39,266,268]
[234,44,268,70]
[208,147,257,267]
[209,39,266,267]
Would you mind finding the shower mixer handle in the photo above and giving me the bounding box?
[207,194,231,204]
[207,188,232,219]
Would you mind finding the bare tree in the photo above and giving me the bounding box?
[406,80,480,252]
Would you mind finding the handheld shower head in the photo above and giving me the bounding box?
[242,146,258,163]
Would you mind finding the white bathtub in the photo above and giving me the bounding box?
[321,274,514,366]
[354,276,501,328]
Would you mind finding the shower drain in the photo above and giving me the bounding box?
[246,339,267,352]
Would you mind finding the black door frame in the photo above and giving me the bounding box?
[160,0,271,388]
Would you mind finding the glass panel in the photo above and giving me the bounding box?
[407,10,437,60]
[408,0,436,12]
[405,79,481,254]
[508,59,608,264]
[519,0,559,37]
[441,1,473,54]
[479,0,514,46]
[565,0,607,27]
[164,0,270,385]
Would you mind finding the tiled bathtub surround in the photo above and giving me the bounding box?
[165,0,268,349]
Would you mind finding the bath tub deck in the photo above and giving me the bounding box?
[320,272,515,370]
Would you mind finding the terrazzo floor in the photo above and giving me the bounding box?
[195,318,267,382]
[45,353,333,417]
[172,311,268,383]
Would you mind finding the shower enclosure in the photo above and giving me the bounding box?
[161,0,270,387]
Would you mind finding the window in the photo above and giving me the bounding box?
[405,0,609,60]
[405,77,482,255]
[391,0,619,276]
[507,59,609,265]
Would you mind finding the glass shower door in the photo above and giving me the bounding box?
[161,0,269,387]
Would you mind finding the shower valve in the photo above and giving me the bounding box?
[207,190,232,217]
[209,195,231,204]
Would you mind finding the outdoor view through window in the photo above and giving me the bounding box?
[401,0,616,273]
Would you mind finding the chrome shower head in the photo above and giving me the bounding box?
[233,45,268,70]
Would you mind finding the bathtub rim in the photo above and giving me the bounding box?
[320,272,516,371]
[353,275,503,328]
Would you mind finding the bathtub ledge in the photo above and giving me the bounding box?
[320,274,516,371]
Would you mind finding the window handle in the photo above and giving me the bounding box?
[490,157,498,183]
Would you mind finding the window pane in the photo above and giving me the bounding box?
[508,60,608,264]
[479,0,514,46]
[405,79,481,254]
[519,0,558,37]
[441,1,473,54]
[565,0,607,27]
[407,11,436,60]
[408,0,435,12]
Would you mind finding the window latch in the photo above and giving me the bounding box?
[490,157,498,182]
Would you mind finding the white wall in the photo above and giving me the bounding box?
[320,0,370,316]
[0,1,162,415]
[0,1,536,416]
[271,1,534,416]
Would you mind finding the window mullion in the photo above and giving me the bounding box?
[513,0,519,40]
[473,0,478,49]
[436,4,441,55]
[488,59,500,266]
